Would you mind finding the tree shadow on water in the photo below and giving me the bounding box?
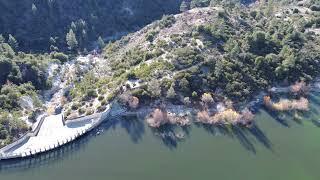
[196,123,273,154]
[264,109,291,127]
[99,115,145,143]
[150,124,191,150]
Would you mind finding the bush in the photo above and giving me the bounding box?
[146,31,158,42]
[51,52,69,62]
[78,108,85,115]
[71,103,80,110]
[98,96,105,101]
[85,89,98,99]
[310,5,320,11]
[0,129,8,139]
[159,15,176,29]
[97,105,107,113]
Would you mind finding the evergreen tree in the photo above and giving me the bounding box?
[0,34,4,43]
[32,3,37,15]
[71,22,77,31]
[180,1,189,12]
[166,84,177,99]
[66,29,78,51]
[97,36,105,49]
[8,34,18,50]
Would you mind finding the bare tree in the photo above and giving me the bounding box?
[290,81,309,95]
[128,96,139,109]
[196,110,211,124]
[146,108,168,128]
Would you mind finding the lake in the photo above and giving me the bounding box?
[1,92,320,180]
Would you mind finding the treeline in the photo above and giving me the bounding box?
[0,0,182,52]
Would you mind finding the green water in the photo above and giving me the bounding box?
[1,93,320,180]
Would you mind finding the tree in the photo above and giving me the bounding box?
[128,96,139,109]
[179,77,190,93]
[180,1,189,12]
[147,108,168,128]
[32,3,37,15]
[0,34,4,43]
[166,84,176,100]
[97,36,105,49]
[201,93,214,105]
[8,34,18,50]
[148,80,161,98]
[71,22,77,31]
[197,110,210,123]
[183,97,191,105]
[66,29,78,51]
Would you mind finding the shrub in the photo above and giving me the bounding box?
[71,103,80,110]
[128,96,139,109]
[85,89,98,99]
[290,81,309,95]
[100,100,107,106]
[159,15,176,29]
[98,95,105,101]
[78,108,85,115]
[264,96,309,111]
[86,108,94,116]
[146,108,168,128]
[201,93,214,105]
[97,105,107,113]
[310,5,320,11]
[51,52,69,62]
[197,110,210,124]
[146,31,158,42]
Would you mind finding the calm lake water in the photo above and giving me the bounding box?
[1,93,320,180]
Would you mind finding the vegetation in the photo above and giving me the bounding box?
[0,0,182,52]
[2,0,320,144]
[0,34,62,146]
[264,96,309,112]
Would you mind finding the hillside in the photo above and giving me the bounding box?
[1,0,320,146]
[0,0,182,52]
[62,0,320,126]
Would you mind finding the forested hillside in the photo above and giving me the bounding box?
[0,0,182,52]
[62,0,320,126]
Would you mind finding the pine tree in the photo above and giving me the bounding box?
[0,34,4,43]
[180,1,189,12]
[66,29,78,51]
[166,84,177,100]
[8,34,18,50]
[97,36,105,49]
[32,3,37,15]
[71,22,77,31]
